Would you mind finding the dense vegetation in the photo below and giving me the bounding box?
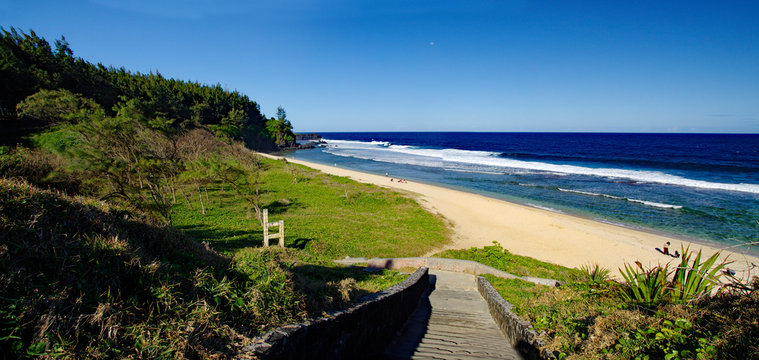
[0,27,294,150]
[437,245,759,359]
[0,28,448,358]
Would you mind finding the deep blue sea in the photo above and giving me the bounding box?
[287,132,759,255]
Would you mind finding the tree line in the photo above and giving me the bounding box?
[0,27,295,149]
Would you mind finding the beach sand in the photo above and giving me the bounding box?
[270,153,759,279]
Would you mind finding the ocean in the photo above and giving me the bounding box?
[287,132,759,256]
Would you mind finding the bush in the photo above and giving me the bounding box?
[671,246,727,304]
[619,262,670,308]
[618,248,727,309]
[576,263,612,283]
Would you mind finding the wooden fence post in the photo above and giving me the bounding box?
[263,209,269,247]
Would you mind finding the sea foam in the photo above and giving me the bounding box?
[558,188,683,209]
[322,139,759,195]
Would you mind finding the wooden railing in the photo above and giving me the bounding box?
[262,208,284,247]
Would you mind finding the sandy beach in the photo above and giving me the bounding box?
[271,154,759,279]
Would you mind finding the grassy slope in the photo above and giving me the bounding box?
[1,178,260,358]
[0,154,451,358]
[173,157,451,259]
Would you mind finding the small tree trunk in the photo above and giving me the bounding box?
[199,192,205,215]
[171,186,176,203]
[254,204,262,224]
[183,193,193,210]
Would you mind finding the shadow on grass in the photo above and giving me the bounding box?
[291,263,388,314]
[176,223,264,252]
[264,198,302,215]
[289,238,314,250]
[292,264,383,286]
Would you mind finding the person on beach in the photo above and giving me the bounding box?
[663,241,670,255]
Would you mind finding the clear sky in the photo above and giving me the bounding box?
[3,0,758,133]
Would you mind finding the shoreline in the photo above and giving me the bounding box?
[266,152,759,279]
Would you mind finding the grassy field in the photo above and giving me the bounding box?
[173,157,451,259]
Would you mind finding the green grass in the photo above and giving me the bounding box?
[434,242,581,281]
[0,148,447,358]
[463,243,753,359]
[482,275,552,312]
[173,157,451,259]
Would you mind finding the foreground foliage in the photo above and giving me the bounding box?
[0,172,421,358]
[446,245,758,359]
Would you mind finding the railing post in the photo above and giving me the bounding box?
[261,208,285,248]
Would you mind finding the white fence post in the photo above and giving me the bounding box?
[262,208,269,247]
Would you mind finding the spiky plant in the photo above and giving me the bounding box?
[619,262,670,308]
[671,246,728,304]
[578,263,612,283]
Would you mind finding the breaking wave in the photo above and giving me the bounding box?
[323,139,759,194]
[557,188,683,209]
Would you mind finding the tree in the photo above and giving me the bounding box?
[71,113,181,224]
[266,106,295,148]
[16,88,104,125]
[54,36,73,59]
[211,107,246,139]
[199,150,264,222]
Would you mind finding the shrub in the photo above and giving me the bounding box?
[671,246,727,304]
[619,262,670,308]
[0,146,83,194]
[577,263,612,283]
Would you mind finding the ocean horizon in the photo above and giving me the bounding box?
[288,132,759,257]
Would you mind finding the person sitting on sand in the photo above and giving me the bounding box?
[663,241,670,255]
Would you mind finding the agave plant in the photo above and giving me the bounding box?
[578,263,612,283]
[670,246,728,303]
[618,261,670,308]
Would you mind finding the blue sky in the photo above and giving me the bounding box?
[3,0,758,132]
